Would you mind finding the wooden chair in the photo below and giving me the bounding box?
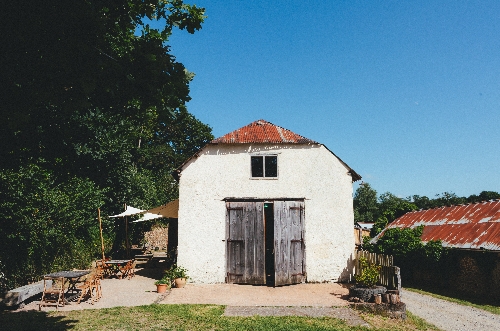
[39,277,65,310]
[96,259,112,278]
[128,260,136,279]
[77,270,102,304]
[76,274,93,304]
[93,267,104,299]
[119,260,135,279]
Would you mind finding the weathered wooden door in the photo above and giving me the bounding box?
[226,201,266,284]
[274,200,306,286]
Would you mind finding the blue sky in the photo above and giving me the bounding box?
[164,0,500,199]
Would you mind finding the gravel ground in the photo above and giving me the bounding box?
[402,289,500,331]
[160,282,350,306]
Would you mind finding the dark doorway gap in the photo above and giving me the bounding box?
[264,203,275,286]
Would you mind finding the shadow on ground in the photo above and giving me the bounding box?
[406,282,500,307]
[134,267,164,280]
[0,310,78,331]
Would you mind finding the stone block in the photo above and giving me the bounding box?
[0,280,48,307]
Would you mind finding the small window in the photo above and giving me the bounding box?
[251,155,277,178]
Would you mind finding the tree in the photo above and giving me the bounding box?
[0,1,212,286]
[353,182,379,223]
[409,195,434,210]
[362,226,446,283]
[0,163,108,289]
[467,191,500,204]
[371,193,417,236]
[1,0,212,209]
[432,192,467,207]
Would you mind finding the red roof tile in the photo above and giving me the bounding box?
[175,119,361,182]
[211,119,318,144]
[379,200,500,250]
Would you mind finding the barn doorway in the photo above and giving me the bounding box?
[264,202,275,286]
[226,200,305,286]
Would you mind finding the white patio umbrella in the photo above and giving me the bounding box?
[109,205,145,258]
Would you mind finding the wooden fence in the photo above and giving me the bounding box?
[354,250,401,291]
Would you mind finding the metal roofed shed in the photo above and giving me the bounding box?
[373,199,500,251]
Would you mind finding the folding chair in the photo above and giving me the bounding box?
[128,260,136,279]
[39,276,65,310]
[76,274,93,304]
[96,259,112,278]
[93,267,103,300]
[119,260,133,279]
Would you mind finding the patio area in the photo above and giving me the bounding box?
[19,267,350,311]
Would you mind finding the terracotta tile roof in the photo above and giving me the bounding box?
[210,119,318,144]
[174,119,361,182]
[376,200,500,251]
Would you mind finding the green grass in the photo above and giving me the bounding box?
[1,304,441,331]
[405,287,500,316]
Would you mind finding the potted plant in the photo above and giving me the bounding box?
[154,275,171,293]
[349,257,386,302]
[167,265,189,288]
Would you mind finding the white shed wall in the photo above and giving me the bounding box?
[177,143,355,283]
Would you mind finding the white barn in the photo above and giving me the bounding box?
[174,119,361,285]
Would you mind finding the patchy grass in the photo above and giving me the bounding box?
[1,304,441,331]
[360,311,441,331]
[405,287,500,316]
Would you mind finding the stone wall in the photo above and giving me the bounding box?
[144,225,168,250]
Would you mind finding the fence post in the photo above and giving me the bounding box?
[394,266,401,297]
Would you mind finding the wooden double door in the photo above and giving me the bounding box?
[225,200,306,286]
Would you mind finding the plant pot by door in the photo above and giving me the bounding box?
[156,284,169,293]
[174,278,187,288]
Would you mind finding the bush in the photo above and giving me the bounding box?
[355,257,381,287]
[165,265,189,280]
[0,163,108,289]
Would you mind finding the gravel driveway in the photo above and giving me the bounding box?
[402,289,500,331]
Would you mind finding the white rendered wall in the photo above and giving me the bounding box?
[177,143,355,283]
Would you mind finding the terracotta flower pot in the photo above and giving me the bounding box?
[156,284,169,293]
[174,277,187,288]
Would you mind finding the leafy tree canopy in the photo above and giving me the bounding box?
[0,1,213,288]
[354,182,500,236]
[1,0,212,207]
[362,226,446,280]
[353,182,378,223]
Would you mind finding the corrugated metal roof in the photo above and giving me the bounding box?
[381,200,500,251]
[210,119,318,144]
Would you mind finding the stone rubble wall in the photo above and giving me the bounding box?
[144,225,168,249]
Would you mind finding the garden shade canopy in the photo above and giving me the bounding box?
[145,199,178,219]
[132,212,163,223]
[109,206,145,218]
[108,200,178,220]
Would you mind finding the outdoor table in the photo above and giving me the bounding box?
[104,260,133,278]
[43,270,90,303]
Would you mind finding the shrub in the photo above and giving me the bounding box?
[163,264,189,281]
[355,257,381,287]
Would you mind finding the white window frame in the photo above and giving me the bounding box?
[250,154,278,179]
